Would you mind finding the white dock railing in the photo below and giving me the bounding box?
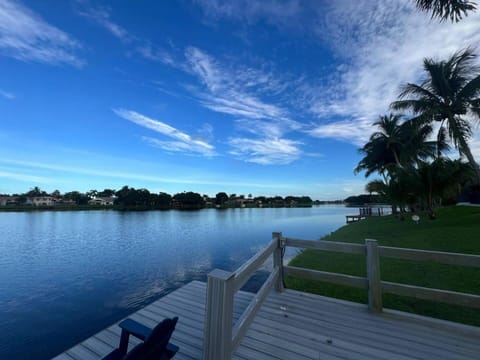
[203,233,480,360]
[203,232,284,360]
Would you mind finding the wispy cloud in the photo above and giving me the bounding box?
[136,44,177,66]
[113,108,216,157]
[193,0,304,27]
[184,47,294,124]
[0,0,83,66]
[193,1,480,147]
[0,89,15,100]
[174,46,304,164]
[228,137,302,165]
[307,2,480,145]
[0,169,50,183]
[75,1,181,70]
[76,1,130,42]
[0,158,295,189]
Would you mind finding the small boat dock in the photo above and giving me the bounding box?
[346,205,389,223]
[53,233,480,360]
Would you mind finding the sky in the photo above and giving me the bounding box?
[1,0,480,200]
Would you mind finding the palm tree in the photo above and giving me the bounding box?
[413,158,473,218]
[391,48,480,184]
[355,114,441,178]
[366,169,417,220]
[415,0,477,22]
[355,114,406,178]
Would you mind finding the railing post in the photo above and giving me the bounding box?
[203,269,235,360]
[366,239,383,312]
[272,231,285,292]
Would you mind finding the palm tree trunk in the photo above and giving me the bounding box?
[460,140,480,185]
[393,150,402,167]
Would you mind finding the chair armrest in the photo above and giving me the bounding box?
[118,319,152,341]
[166,343,179,358]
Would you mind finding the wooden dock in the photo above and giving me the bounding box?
[345,214,365,223]
[53,233,480,360]
[53,280,480,360]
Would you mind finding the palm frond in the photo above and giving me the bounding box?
[397,82,439,100]
[447,116,473,149]
[415,0,477,22]
[457,74,480,102]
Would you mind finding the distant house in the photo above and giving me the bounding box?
[88,196,115,206]
[55,198,76,206]
[31,196,56,206]
[0,196,18,206]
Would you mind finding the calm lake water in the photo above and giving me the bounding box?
[0,206,351,359]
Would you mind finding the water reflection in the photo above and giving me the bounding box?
[0,205,351,359]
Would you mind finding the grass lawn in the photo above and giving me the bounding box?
[285,205,480,326]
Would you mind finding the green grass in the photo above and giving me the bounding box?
[286,206,480,326]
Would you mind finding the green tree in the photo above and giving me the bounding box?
[173,192,205,210]
[366,169,416,220]
[391,48,480,183]
[413,159,473,218]
[51,189,61,198]
[215,192,229,206]
[64,191,89,205]
[97,189,115,197]
[415,0,477,22]
[155,192,172,209]
[355,114,439,179]
[26,186,46,197]
[86,189,98,198]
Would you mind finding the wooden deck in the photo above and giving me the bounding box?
[53,280,480,360]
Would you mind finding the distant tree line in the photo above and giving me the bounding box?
[343,194,387,206]
[1,186,322,211]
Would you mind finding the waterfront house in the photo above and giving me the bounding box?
[88,196,116,206]
[0,196,18,206]
[31,196,56,206]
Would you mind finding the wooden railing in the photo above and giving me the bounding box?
[284,237,480,312]
[203,233,480,359]
[203,232,284,360]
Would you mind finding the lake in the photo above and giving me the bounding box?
[0,205,352,359]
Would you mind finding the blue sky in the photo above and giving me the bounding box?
[1,0,479,199]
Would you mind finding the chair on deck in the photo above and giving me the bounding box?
[102,317,179,360]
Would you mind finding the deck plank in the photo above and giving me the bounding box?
[52,280,480,360]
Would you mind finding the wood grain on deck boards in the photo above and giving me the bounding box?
[53,280,480,360]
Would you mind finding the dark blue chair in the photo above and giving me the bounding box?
[102,317,179,360]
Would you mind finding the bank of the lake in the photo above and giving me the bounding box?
[286,205,480,326]
[0,205,350,360]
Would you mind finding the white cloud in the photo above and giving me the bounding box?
[184,47,296,124]
[308,120,375,147]
[307,1,480,144]
[193,1,480,147]
[470,133,480,159]
[181,47,306,164]
[76,2,184,72]
[113,108,216,157]
[235,118,285,138]
[136,45,176,66]
[193,0,304,26]
[0,0,83,66]
[76,3,130,42]
[0,170,50,183]
[0,158,295,189]
[0,89,14,100]
[228,137,302,165]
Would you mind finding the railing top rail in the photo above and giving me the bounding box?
[285,237,365,254]
[232,238,277,292]
[378,246,480,268]
[284,237,480,268]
